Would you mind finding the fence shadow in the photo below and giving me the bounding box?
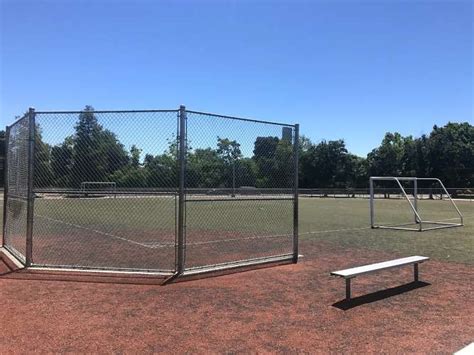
[0,254,167,286]
[332,281,431,310]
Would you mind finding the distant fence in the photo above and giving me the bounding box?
[299,187,474,199]
[33,186,474,199]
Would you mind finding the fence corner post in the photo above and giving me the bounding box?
[25,107,36,266]
[176,105,187,274]
[293,124,299,263]
[2,125,10,248]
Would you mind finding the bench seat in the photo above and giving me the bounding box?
[331,256,429,278]
[331,255,429,300]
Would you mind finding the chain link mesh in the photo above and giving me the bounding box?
[4,107,298,275]
[32,110,179,272]
[184,111,296,270]
[4,115,30,261]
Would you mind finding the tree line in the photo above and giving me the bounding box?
[1,106,473,189]
[300,121,473,188]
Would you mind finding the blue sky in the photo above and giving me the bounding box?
[1,0,472,157]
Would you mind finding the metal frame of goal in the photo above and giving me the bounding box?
[369,176,464,232]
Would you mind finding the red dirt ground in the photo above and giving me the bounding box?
[1,239,473,353]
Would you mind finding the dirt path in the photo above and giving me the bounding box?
[1,240,473,353]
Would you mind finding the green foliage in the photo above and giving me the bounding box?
[427,123,474,187]
[300,139,356,188]
[34,125,54,187]
[143,153,177,188]
[50,136,73,187]
[22,109,473,190]
[69,106,129,187]
[366,122,473,187]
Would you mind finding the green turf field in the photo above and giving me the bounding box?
[298,198,473,264]
[2,196,473,267]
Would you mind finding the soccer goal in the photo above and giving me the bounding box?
[80,181,117,198]
[369,177,464,231]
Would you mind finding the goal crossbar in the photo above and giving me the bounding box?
[369,177,464,232]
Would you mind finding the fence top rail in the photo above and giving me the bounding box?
[186,109,296,128]
[14,107,296,128]
[34,109,179,114]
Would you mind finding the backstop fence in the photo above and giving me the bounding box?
[2,106,299,278]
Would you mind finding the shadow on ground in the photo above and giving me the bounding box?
[332,281,431,310]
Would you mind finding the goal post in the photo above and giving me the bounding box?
[80,181,117,198]
[369,176,464,232]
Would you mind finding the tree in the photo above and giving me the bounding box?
[186,148,225,188]
[143,137,179,189]
[253,136,279,187]
[34,125,54,187]
[69,106,129,187]
[50,137,74,187]
[130,145,142,168]
[217,137,242,195]
[300,139,354,188]
[427,122,474,187]
[367,132,406,177]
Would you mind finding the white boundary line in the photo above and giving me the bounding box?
[33,212,473,250]
[36,214,170,249]
[455,342,474,355]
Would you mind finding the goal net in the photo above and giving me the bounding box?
[369,177,463,231]
[80,181,117,197]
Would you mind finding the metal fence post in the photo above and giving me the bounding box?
[413,178,419,224]
[369,177,374,228]
[2,126,10,247]
[293,124,299,263]
[25,107,36,266]
[177,105,187,274]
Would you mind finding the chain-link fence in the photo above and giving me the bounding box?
[183,110,298,272]
[2,106,299,277]
[3,114,31,262]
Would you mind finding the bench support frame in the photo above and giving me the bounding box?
[342,262,425,301]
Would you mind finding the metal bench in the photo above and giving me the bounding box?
[330,256,429,300]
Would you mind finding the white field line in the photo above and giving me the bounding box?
[34,213,473,250]
[182,233,292,246]
[35,213,292,248]
[300,226,371,236]
[455,342,474,355]
[35,214,173,249]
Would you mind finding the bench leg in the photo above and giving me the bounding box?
[346,278,351,300]
[414,263,419,282]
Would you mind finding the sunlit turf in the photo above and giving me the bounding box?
[2,196,473,264]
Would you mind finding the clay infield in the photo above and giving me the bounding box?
[1,198,473,352]
[1,237,473,353]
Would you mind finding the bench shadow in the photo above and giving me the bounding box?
[332,281,431,310]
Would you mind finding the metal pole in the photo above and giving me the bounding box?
[345,278,351,300]
[434,178,464,225]
[369,177,375,228]
[176,105,187,274]
[25,107,36,266]
[2,126,10,247]
[414,178,419,225]
[293,124,299,263]
[393,177,423,228]
[232,161,235,197]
